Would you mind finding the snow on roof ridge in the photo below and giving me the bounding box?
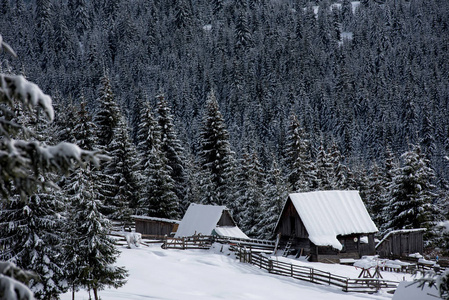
[131,215,181,224]
[288,190,378,251]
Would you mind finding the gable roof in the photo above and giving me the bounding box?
[174,203,248,239]
[286,190,378,250]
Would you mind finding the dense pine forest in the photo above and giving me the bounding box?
[1,0,449,298]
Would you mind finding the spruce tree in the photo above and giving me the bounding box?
[284,112,315,192]
[104,116,141,221]
[65,167,127,300]
[235,150,266,236]
[198,90,236,206]
[386,145,440,236]
[255,159,288,240]
[156,94,188,213]
[137,101,179,219]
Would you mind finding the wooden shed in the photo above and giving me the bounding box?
[274,190,378,262]
[132,215,180,238]
[174,203,249,239]
[375,228,426,258]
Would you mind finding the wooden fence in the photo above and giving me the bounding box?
[162,235,215,249]
[237,249,398,294]
[162,235,276,252]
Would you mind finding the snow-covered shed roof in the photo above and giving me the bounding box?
[213,226,248,240]
[131,215,180,224]
[287,190,378,250]
[174,203,248,239]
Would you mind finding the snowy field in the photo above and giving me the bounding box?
[60,242,411,300]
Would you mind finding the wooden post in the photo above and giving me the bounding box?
[268,259,273,273]
[291,264,294,277]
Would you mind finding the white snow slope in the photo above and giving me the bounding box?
[62,243,399,300]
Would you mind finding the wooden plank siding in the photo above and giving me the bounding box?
[217,210,237,227]
[376,230,424,258]
[135,219,178,237]
[275,198,376,261]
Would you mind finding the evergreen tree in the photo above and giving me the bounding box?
[65,167,127,300]
[315,142,333,190]
[235,150,266,236]
[137,101,179,219]
[386,145,440,236]
[198,90,236,206]
[104,116,141,221]
[0,187,68,300]
[283,112,315,192]
[94,73,121,148]
[156,94,188,213]
[365,163,387,229]
[255,159,288,239]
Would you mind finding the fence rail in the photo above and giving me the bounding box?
[162,235,276,251]
[237,249,398,293]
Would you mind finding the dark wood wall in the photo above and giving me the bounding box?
[376,231,424,258]
[217,210,236,227]
[276,198,308,239]
[135,219,178,237]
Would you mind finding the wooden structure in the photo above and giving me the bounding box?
[375,228,425,258]
[274,191,378,262]
[236,249,398,294]
[174,203,249,239]
[132,215,180,238]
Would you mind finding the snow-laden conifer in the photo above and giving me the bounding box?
[198,90,236,207]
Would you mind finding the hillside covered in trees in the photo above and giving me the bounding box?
[2,1,449,297]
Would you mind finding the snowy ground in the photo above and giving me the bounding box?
[62,242,409,300]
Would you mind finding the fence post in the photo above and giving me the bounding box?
[268,259,273,273]
[310,268,314,282]
[182,237,185,249]
[291,264,294,277]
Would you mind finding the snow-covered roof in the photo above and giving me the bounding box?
[288,190,378,250]
[375,228,426,249]
[131,215,180,224]
[174,204,248,239]
[213,226,249,240]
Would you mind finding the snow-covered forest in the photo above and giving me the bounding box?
[1,0,449,299]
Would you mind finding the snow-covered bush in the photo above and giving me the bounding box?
[0,261,36,300]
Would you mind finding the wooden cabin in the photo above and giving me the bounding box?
[175,203,248,239]
[375,228,425,258]
[274,190,378,262]
[133,215,180,238]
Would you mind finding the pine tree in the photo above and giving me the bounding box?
[104,116,142,221]
[255,159,288,239]
[94,73,121,148]
[137,101,179,219]
[386,145,440,236]
[365,163,387,228]
[315,142,334,190]
[198,90,236,206]
[156,94,188,213]
[0,186,68,300]
[235,150,266,236]
[0,37,106,300]
[284,112,315,192]
[65,167,127,300]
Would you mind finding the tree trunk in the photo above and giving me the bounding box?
[93,288,99,300]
